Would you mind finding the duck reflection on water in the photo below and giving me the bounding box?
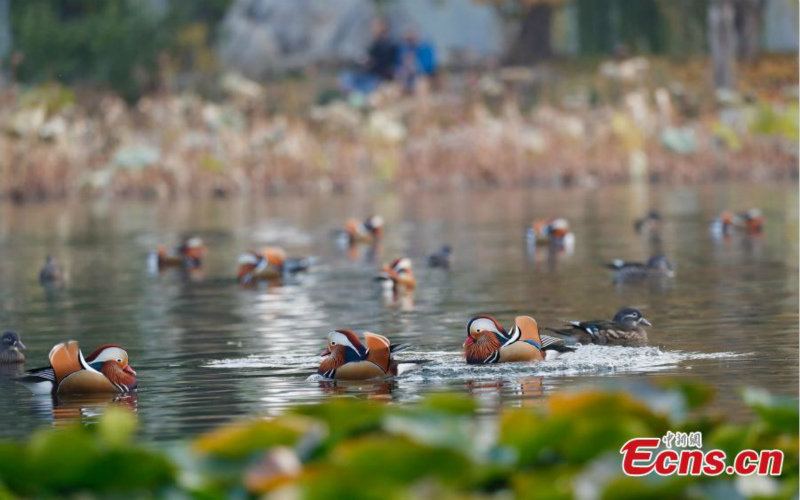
[29,392,138,427]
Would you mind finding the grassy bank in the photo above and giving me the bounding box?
[0,57,797,202]
[0,382,796,499]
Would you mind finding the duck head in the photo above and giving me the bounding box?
[613,308,652,328]
[319,330,368,375]
[85,345,137,389]
[549,218,571,238]
[464,315,505,363]
[364,215,384,238]
[741,208,764,232]
[181,237,207,262]
[237,252,265,283]
[390,257,412,274]
[0,331,25,364]
[646,255,674,275]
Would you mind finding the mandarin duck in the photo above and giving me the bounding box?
[237,247,314,283]
[545,307,651,347]
[0,331,25,365]
[375,258,416,294]
[463,315,574,365]
[739,208,764,234]
[39,255,65,284]
[606,255,674,281]
[710,209,763,237]
[427,245,452,269]
[526,218,575,250]
[342,215,384,244]
[155,236,206,269]
[18,342,137,395]
[709,210,738,237]
[317,330,412,380]
[634,210,662,234]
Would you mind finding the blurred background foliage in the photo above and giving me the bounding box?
[9,0,232,100]
[0,383,795,499]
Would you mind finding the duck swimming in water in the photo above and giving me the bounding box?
[463,315,574,365]
[0,331,25,365]
[342,215,384,245]
[39,255,65,284]
[317,330,413,380]
[237,247,315,283]
[710,208,764,237]
[526,218,575,251]
[18,342,137,395]
[427,245,452,270]
[634,210,661,234]
[154,236,206,269]
[375,258,416,295]
[606,255,674,282]
[545,307,652,347]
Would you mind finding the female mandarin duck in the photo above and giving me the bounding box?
[317,330,410,380]
[427,245,452,269]
[606,254,675,281]
[526,218,575,250]
[155,236,206,269]
[0,331,25,365]
[375,258,416,294]
[634,210,662,234]
[545,307,651,347]
[237,247,314,283]
[344,215,384,244]
[19,341,137,395]
[39,255,66,284]
[463,315,573,365]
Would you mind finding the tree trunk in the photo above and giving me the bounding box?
[504,4,553,65]
[735,0,765,62]
[708,0,737,90]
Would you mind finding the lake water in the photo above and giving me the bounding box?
[0,183,797,441]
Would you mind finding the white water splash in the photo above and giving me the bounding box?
[205,345,746,381]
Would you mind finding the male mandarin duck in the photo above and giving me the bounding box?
[317,330,411,380]
[634,210,662,234]
[739,208,764,234]
[39,255,65,284]
[18,341,137,395]
[155,236,206,269]
[545,307,651,347]
[606,254,675,281]
[463,315,574,365]
[710,208,763,237]
[526,218,575,250]
[344,215,384,244]
[427,245,452,269]
[0,331,25,365]
[236,247,314,283]
[375,257,416,294]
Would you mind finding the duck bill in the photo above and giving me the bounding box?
[123,364,137,376]
[464,335,476,348]
[321,348,331,357]
[14,341,25,350]
[639,318,652,327]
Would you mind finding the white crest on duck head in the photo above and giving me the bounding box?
[327,330,367,357]
[391,258,412,272]
[368,215,384,228]
[551,218,569,231]
[185,237,204,248]
[237,252,261,265]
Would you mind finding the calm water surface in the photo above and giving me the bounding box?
[0,183,797,441]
